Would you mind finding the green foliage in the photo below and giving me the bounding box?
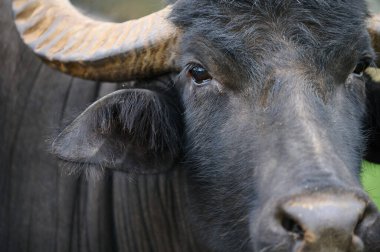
[362,161,380,209]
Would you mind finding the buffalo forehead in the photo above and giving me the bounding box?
[171,0,371,82]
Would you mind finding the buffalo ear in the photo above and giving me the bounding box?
[364,67,380,163]
[52,88,183,174]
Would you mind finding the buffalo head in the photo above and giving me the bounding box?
[12,0,380,251]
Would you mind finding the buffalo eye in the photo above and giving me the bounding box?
[353,59,371,77]
[187,64,212,85]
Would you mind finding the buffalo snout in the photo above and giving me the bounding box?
[280,194,365,251]
[254,193,380,252]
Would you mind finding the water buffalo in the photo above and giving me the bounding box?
[2,0,380,251]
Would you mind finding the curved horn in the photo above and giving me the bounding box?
[12,0,179,81]
[369,14,380,58]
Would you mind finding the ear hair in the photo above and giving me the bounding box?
[92,89,182,156]
[52,87,183,173]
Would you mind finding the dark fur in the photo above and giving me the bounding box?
[54,0,380,251]
[52,76,183,177]
[171,0,371,84]
[3,0,380,251]
[365,76,380,163]
[167,1,380,251]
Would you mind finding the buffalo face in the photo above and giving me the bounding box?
[171,0,380,251]
[14,0,380,251]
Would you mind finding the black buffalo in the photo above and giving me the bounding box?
[1,0,380,251]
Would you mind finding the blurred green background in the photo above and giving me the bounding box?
[70,0,380,209]
[362,161,380,208]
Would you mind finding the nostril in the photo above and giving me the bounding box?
[354,207,367,235]
[353,203,380,251]
[354,203,376,235]
[281,213,304,239]
[278,194,367,248]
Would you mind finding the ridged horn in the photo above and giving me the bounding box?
[12,0,179,81]
[369,14,380,58]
